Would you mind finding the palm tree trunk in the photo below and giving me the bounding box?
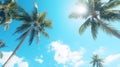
[95,17,120,39]
[2,28,31,67]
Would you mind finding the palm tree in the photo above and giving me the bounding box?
[0,0,29,30]
[2,1,52,67]
[0,40,5,58]
[90,54,104,67]
[70,0,120,39]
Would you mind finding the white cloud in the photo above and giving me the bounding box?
[93,47,105,55]
[0,51,28,67]
[35,55,44,64]
[49,41,85,67]
[35,58,44,64]
[104,54,120,65]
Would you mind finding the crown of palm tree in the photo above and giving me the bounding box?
[70,0,120,39]
[14,1,52,45]
[90,54,104,67]
[0,0,30,30]
[2,1,52,67]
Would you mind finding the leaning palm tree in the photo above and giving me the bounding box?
[70,0,120,39]
[2,1,52,67]
[90,54,104,67]
[0,40,5,58]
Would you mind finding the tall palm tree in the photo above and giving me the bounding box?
[0,0,29,30]
[90,54,104,67]
[70,0,120,39]
[0,40,5,58]
[2,1,52,67]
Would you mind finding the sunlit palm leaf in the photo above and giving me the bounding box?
[38,12,47,22]
[4,17,12,30]
[79,18,91,35]
[44,19,52,28]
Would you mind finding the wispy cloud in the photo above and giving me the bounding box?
[104,54,120,65]
[93,46,105,55]
[35,55,44,64]
[0,51,28,67]
[49,40,85,67]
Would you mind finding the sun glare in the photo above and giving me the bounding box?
[74,4,88,15]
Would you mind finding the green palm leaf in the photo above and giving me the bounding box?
[41,30,49,38]
[100,22,120,38]
[14,23,31,34]
[102,0,120,9]
[44,19,52,28]
[90,54,104,67]
[38,12,47,22]
[100,10,120,21]
[32,1,38,21]
[16,29,30,40]
[79,18,91,35]
[91,19,100,40]
[29,28,36,45]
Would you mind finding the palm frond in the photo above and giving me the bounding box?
[102,0,120,9]
[32,1,38,21]
[16,29,30,40]
[41,30,49,38]
[4,17,12,30]
[38,12,47,22]
[4,0,13,5]
[29,28,36,45]
[44,19,52,28]
[0,40,5,48]
[12,7,32,23]
[36,31,40,44]
[94,0,102,11]
[14,23,31,34]
[79,18,91,35]
[91,19,100,40]
[97,19,120,38]
[88,0,95,11]
[100,10,120,21]
[14,14,32,23]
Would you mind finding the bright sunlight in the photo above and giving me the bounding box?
[73,4,88,16]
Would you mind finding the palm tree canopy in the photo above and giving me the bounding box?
[14,2,52,45]
[90,54,104,67]
[0,0,31,30]
[70,0,120,39]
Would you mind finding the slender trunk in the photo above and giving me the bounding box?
[2,28,32,67]
[95,17,120,39]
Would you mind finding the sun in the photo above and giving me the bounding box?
[74,4,88,16]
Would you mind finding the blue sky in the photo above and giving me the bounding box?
[0,0,120,67]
